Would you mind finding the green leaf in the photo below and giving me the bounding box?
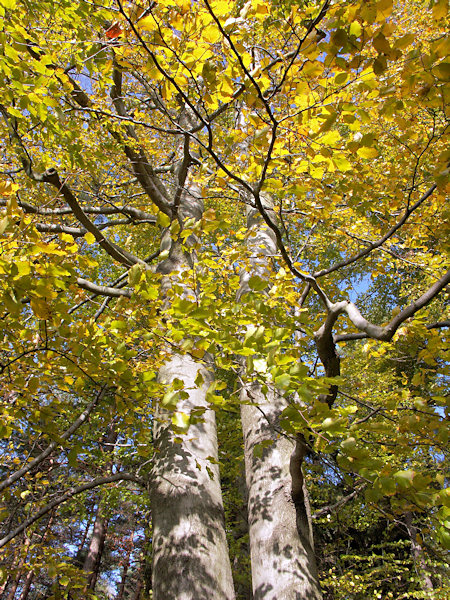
[274,373,291,390]
[128,263,143,286]
[248,275,268,291]
[172,411,190,433]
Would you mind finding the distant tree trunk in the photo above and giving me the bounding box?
[74,510,94,567]
[132,574,143,600]
[17,572,33,600]
[239,200,322,599]
[83,507,108,590]
[5,536,30,600]
[17,512,54,600]
[82,423,117,591]
[405,512,433,592]
[116,532,134,600]
[150,182,235,600]
[0,576,11,599]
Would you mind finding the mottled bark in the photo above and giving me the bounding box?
[240,199,322,599]
[150,182,235,599]
[151,355,235,599]
[241,386,321,600]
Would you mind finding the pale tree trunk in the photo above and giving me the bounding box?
[241,389,321,600]
[150,182,235,599]
[239,199,322,599]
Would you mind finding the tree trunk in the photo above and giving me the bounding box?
[5,536,30,600]
[151,355,235,599]
[82,423,117,591]
[405,512,433,592]
[150,181,235,599]
[239,198,322,599]
[115,532,134,600]
[17,571,33,600]
[132,573,143,600]
[82,506,108,591]
[74,509,94,567]
[241,386,322,600]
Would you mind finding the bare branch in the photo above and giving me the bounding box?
[343,270,450,341]
[76,278,132,298]
[334,318,450,343]
[38,168,146,268]
[312,484,366,520]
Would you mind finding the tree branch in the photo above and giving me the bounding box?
[343,270,450,341]
[76,278,132,298]
[334,318,450,343]
[0,198,156,222]
[312,484,366,519]
[110,61,172,216]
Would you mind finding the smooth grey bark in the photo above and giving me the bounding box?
[151,356,235,600]
[150,182,235,600]
[241,388,321,600]
[240,199,322,599]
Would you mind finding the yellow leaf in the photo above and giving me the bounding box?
[139,15,158,32]
[172,411,190,433]
[30,297,51,320]
[0,180,18,196]
[61,233,75,243]
[0,216,8,235]
[349,21,362,37]
[252,0,269,19]
[432,0,448,19]
[357,147,379,159]
[157,211,171,228]
[84,232,96,244]
[203,24,220,44]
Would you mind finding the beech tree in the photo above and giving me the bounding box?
[0,0,449,599]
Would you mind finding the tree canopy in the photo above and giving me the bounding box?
[0,0,449,599]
